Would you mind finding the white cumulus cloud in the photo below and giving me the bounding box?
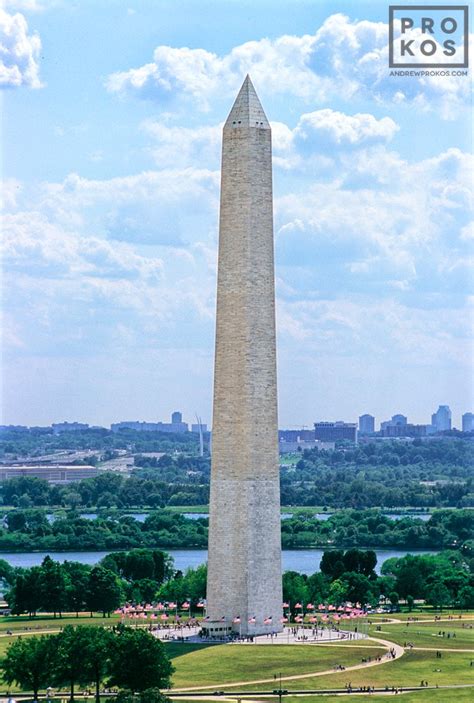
[106,13,471,117]
[0,7,42,88]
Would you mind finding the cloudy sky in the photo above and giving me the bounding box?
[2,0,473,429]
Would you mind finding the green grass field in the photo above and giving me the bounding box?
[369,610,471,621]
[368,620,474,649]
[166,644,385,689]
[235,649,474,692]
[0,612,472,698]
[281,688,474,703]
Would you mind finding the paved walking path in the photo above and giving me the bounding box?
[170,637,404,692]
[170,685,474,700]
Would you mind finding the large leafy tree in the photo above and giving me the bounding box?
[50,625,92,702]
[86,566,123,616]
[39,556,69,617]
[8,567,43,616]
[320,551,345,580]
[80,626,113,703]
[63,561,91,616]
[282,571,309,608]
[108,627,174,692]
[340,572,377,607]
[3,635,56,701]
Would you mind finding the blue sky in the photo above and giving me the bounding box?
[1,0,473,429]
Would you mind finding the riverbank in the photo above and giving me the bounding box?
[0,507,469,553]
[0,547,440,574]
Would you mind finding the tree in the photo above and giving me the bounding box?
[51,626,92,702]
[458,584,474,609]
[328,579,347,606]
[340,572,376,607]
[108,627,174,692]
[426,582,452,610]
[131,578,158,604]
[343,549,377,577]
[0,558,15,588]
[389,591,399,606]
[39,556,68,617]
[6,510,27,531]
[80,626,113,703]
[8,568,43,616]
[282,571,309,608]
[320,551,345,579]
[406,594,414,611]
[3,635,56,701]
[86,566,123,616]
[307,572,330,604]
[63,561,91,616]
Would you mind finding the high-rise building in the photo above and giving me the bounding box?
[381,424,427,438]
[111,415,188,433]
[359,414,375,434]
[462,412,474,432]
[380,414,408,431]
[314,421,358,442]
[431,405,452,432]
[205,76,282,637]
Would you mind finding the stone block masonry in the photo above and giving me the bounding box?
[205,76,283,636]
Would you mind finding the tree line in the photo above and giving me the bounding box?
[2,546,473,621]
[282,548,474,612]
[283,439,473,508]
[1,437,472,510]
[281,508,474,549]
[3,624,173,702]
[0,506,471,552]
[2,549,172,617]
[157,547,474,613]
[0,509,208,551]
[0,426,199,456]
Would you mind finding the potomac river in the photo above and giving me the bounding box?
[0,548,439,575]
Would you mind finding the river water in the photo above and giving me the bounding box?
[0,547,438,575]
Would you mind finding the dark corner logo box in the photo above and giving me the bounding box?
[389,5,469,68]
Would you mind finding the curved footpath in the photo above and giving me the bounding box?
[170,637,404,692]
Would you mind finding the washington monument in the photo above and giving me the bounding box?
[204,76,283,636]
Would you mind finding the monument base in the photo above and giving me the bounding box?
[201,619,283,638]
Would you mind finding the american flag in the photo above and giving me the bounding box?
[220,616,226,622]
[233,616,241,624]
[248,616,256,624]
[264,616,273,625]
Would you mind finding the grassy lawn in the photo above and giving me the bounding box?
[236,649,474,692]
[167,644,385,689]
[281,688,474,703]
[369,620,474,649]
[0,614,472,697]
[369,610,473,622]
[0,613,122,635]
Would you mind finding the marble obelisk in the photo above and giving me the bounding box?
[205,75,283,636]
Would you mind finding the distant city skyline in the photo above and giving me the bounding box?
[2,1,472,429]
[2,402,472,433]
